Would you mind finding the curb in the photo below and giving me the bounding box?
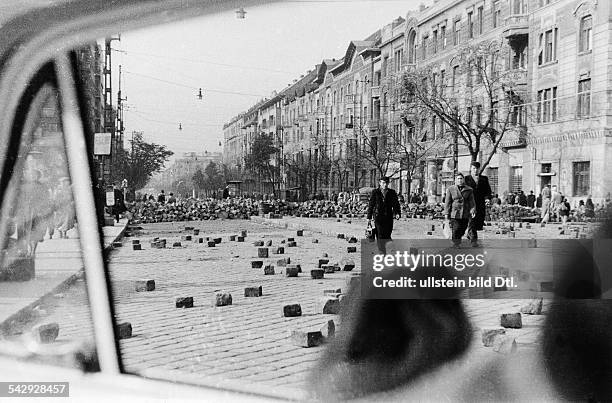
[0,221,129,333]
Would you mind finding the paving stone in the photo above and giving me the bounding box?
[283,304,302,317]
[347,237,358,243]
[244,286,263,297]
[131,240,140,245]
[311,269,324,279]
[150,240,165,248]
[181,235,193,241]
[229,235,236,241]
[133,244,142,251]
[297,230,304,236]
[287,237,295,242]
[135,279,155,292]
[493,336,518,354]
[213,238,222,244]
[241,230,248,237]
[116,322,133,339]
[32,323,59,343]
[295,264,302,273]
[266,240,273,247]
[275,247,285,254]
[481,328,506,347]
[318,297,340,314]
[258,248,269,258]
[337,233,345,239]
[320,320,336,339]
[175,297,194,308]
[285,265,299,277]
[323,265,336,274]
[347,246,357,253]
[172,242,182,248]
[291,330,323,348]
[520,298,543,315]
[184,226,194,231]
[263,265,275,275]
[237,236,244,242]
[312,239,319,243]
[287,241,297,247]
[277,258,290,266]
[215,292,233,306]
[254,241,264,247]
[317,259,329,268]
[340,258,355,271]
[195,238,203,243]
[251,261,264,269]
[500,312,522,328]
[207,241,216,247]
[112,241,123,247]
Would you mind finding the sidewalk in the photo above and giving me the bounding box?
[0,219,129,333]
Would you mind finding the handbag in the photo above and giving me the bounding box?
[443,220,452,239]
[365,222,377,241]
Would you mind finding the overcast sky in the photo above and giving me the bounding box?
[113,0,430,160]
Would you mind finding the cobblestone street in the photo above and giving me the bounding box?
[19,216,581,399]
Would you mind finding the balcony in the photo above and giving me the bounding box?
[371,86,381,98]
[503,14,529,38]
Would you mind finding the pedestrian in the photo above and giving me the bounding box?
[541,185,551,222]
[527,190,536,208]
[167,192,176,204]
[518,190,528,207]
[112,182,126,223]
[157,189,166,203]
[585,196,595,218]
[222,185,230,199]
[464,161,491,247]
[444,172,476,247]
[558,195,571,224]
[367,176,401,253]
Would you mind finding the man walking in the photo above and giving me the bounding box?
[445,173,476,247]
[464,161,491,247]
[367,177,401,253]
[527,190,536,208]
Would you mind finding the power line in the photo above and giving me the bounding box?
[127,109,225,127]
[122,69,266,97]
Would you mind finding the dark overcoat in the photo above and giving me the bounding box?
[464,175,491,230]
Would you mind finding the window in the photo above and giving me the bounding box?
[467,11,474,39]
[512,0,526,14]
[422,34,428,59]
[478,6,484,35]
[433,30,438,54]
[453,19,461,45]
[510,166,523,193]
[488,167,499,194]
[441,25,447,49]
[394,48,403,71]
[440,69,446,96]
[493,1,501,28]
[452,65,459,87]
[537,87,557,123]
[476,57,483,84]
[408,31,417,63]
[577,78,591,117]
[538,28,558,65]
[579,16,593,53]
[573,161,590,196]
[466,62,473,87]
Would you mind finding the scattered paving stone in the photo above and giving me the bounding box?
[264,265,275,275]
[276,247,285,254]
[291,330,323,348]
[347,237,358,243]
[115,322,132,339]
[323,265,336,274]
[287,237,295,242]
[195,238,203,243]
[258,248,269,258]
[132,240,140,245]
[193,229,200,235]
[266,240,273,247]
[281,240,286,244]
[150,240,165,248]
[135,280,155,292]
[337,233,345,239]
[133,244,142,251]
[320,320,336,339]
[215,292,233,306]
[207,241,216,247]
[521,298,543,315]
[152,237,159,241]
[244,286,263,297]
[112,241,122,248]
[318,297,340,314]
[283,304,302,317]
[500,312,522,328]
[541,222,546,228]
[493,336,518,354]
[481,328,506,347]
[322,253,328,257]
[285,265,299,277]
[312,239,319,243]
[172,242,182,248]
[175,297,194,308]
[237,236,245,242]
[229,235,236,241]
[340,258,355,271]
[254,241,264,247]
[426,231,433,236]
[181,235,192,241]
[184,226,194,231]
[297,230,304,236]
[296,264,302,273]
[318,259,329,268]
[277,258,290,266]
[213,237,222,244]
[288,241,297,247]
[347,246,357,253]
[32,323,59,343]
[311,269,324,279]
[241,230,248,237]
[251,261,264,269]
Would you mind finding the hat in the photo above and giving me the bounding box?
[470,161,481,168]
[380,176,390,183]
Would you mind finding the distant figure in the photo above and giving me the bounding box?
[585,196,595,218]
[167,192,176,204]
[558,196,570,224]
[444,172,476,247]
[367,176,401,254]
[112,182,126,223]
[527,190,536,208]
[157,189,166,203]
[541,185,551,220]
[518,190,528,207]
[223,185,230,199]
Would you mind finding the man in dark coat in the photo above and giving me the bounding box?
[527,190,536,208]
[367,177,401,253]
[445,172,476,247]
[464,161,491,247]
[112,182,127,223]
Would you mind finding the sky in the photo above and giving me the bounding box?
[112,0,431,161]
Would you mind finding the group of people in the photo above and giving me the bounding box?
[366,161,493,249]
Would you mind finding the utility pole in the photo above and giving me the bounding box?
[103,36,120,184]
[116,65,127,157]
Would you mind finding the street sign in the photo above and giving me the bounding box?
[94,133,112,155]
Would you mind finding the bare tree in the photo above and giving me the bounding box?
[402,40,528,172]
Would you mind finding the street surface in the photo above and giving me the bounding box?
[8,216,588,399]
